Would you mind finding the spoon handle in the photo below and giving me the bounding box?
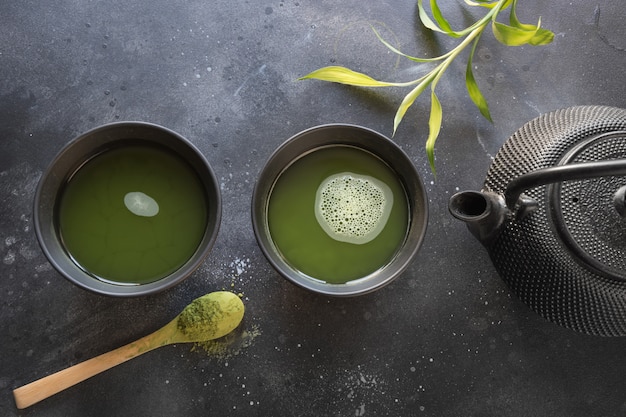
[13,321,177,409]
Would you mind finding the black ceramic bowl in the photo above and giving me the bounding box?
[252,124,428,296]
[34,122,221,296]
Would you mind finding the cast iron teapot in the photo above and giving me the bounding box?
[449,105,626,336]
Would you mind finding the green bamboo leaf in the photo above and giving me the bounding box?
[464,0,499,9]
[422,0,494,37]
[500,0,513,10]
[429,0,460,37]
[298,66,400,87]
[509,0,554,45]
[491,20,540,46]
[417,0,448,34]
[372,27,447,63]
[466,0,512,10]
[465,35,492,122]
[528,27,554,45]
[509,0,535,30]
[392,74,435,134]
[426,91,443,174]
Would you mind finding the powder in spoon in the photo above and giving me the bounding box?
[176,292,245,341]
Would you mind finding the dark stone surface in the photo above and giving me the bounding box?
[1,0,625,416]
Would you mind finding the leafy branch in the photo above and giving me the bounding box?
[299,0,554,173]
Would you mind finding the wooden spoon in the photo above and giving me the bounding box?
[13,291,245,409]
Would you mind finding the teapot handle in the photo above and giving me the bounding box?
[504,159,626,209]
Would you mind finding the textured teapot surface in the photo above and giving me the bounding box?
[463,105,626,336]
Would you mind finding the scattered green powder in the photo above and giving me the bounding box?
[192,324,261,360]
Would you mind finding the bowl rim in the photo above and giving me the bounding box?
[251,123,428,296]
[33,121,222,297]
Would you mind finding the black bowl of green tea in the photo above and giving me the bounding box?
[252,124,428,296]
[34,122,221,296]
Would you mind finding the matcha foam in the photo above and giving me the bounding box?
[315,172,393,244]
[124,191,159,217]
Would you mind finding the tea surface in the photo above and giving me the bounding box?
[58,144,208,284]
[268,146,409,284]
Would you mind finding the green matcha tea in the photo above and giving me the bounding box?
[267,145,409,284]
[57,144,208,285]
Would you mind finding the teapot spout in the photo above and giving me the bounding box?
[450,157,626,246]
[448,190,508,247]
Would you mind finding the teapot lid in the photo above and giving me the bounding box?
[549,131,626,281]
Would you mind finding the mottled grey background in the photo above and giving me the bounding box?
[1,0,625,416]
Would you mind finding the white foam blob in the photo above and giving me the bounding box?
[315,172,393,244]
[124,191,159,217]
